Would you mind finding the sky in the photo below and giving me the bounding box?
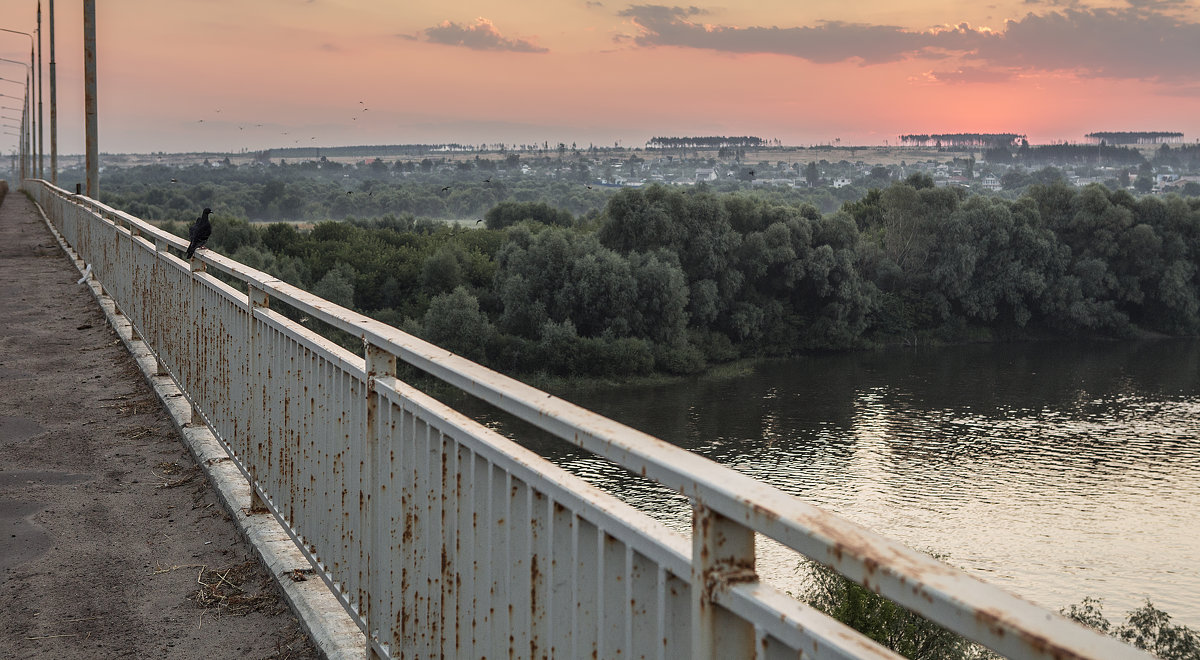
[1,0,1199,155]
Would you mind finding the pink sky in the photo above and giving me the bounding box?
[1,0,1198,155]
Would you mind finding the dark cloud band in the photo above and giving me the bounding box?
[425,17,548,53]
[619,3,1200,83]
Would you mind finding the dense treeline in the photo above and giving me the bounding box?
[1154,144,1200,171]
[165,178,1200,379]
[985,143,1147,167]
[646,136,765,149]
[1085,131,1184,144]
[900,133,1024,148]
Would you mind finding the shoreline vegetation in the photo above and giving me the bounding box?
[132,174,1200,382]
[802,558,1200,659]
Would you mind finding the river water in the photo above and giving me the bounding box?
[474,339,1200,628]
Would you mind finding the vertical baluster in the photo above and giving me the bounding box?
[246,285,270,513]
[691,504,756,659]
[363,342,394,659]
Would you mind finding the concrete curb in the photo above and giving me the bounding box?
[31,196,368,660]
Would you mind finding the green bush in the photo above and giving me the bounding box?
[1063,597,1200,660]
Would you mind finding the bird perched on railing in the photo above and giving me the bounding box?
[186,208,213,259]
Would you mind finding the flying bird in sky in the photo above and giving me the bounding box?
[186,208,213,259]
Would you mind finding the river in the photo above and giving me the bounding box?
[475,339,1200,629]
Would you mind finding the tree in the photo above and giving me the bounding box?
[485,200,574,229]
[803,560,975,659]
[312,262,357,308]
[1063,598,1200,660]
[805,161,820,187]
[1134,174,1155,194]
[422,287,494,362]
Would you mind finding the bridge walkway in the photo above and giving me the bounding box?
[0,192,318,659]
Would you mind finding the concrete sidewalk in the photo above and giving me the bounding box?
[0,191,320,659]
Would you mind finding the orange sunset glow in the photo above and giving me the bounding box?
[1,0,1198,154]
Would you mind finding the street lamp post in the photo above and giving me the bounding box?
[0,59,28,182]
[48,0,56,184]
[0,104,21,181]
[83,0,97,197]
[0,27,37,180]
[37,2,43,181]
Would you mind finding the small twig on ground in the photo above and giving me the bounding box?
[25,634,79,640]
[147,563,206,576]
[159,473,197,489]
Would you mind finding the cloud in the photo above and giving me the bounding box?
[618,5,983,65]
[424,17,548,53]
[927,66,1015,84]
[973,7,1200,82]
[618,3,1200,84]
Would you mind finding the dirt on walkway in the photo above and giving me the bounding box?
[0,191,318,659]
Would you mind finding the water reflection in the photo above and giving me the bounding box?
[465,339,1200,628]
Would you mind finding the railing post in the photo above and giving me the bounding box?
[153,237,167,376]
[363,341,395,659]
[246,285,270,514]
[692,503,757,659]
[112,218,126,318]
[187,241,203,426]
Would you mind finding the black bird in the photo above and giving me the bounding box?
[441,186,451,193]
[186,208,213,259]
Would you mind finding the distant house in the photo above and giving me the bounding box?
[832,177,852,188]
[695,168,717,182]
[982,175,1001,191]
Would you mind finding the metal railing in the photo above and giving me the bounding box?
[29,179,1151,659]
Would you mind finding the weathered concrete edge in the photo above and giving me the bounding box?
[30,197,368,660]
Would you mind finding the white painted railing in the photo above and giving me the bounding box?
[30,179,1150,659]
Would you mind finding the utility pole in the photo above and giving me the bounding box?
[48,0,56,184]
[83,0,97,197]
[37,2,43,179]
